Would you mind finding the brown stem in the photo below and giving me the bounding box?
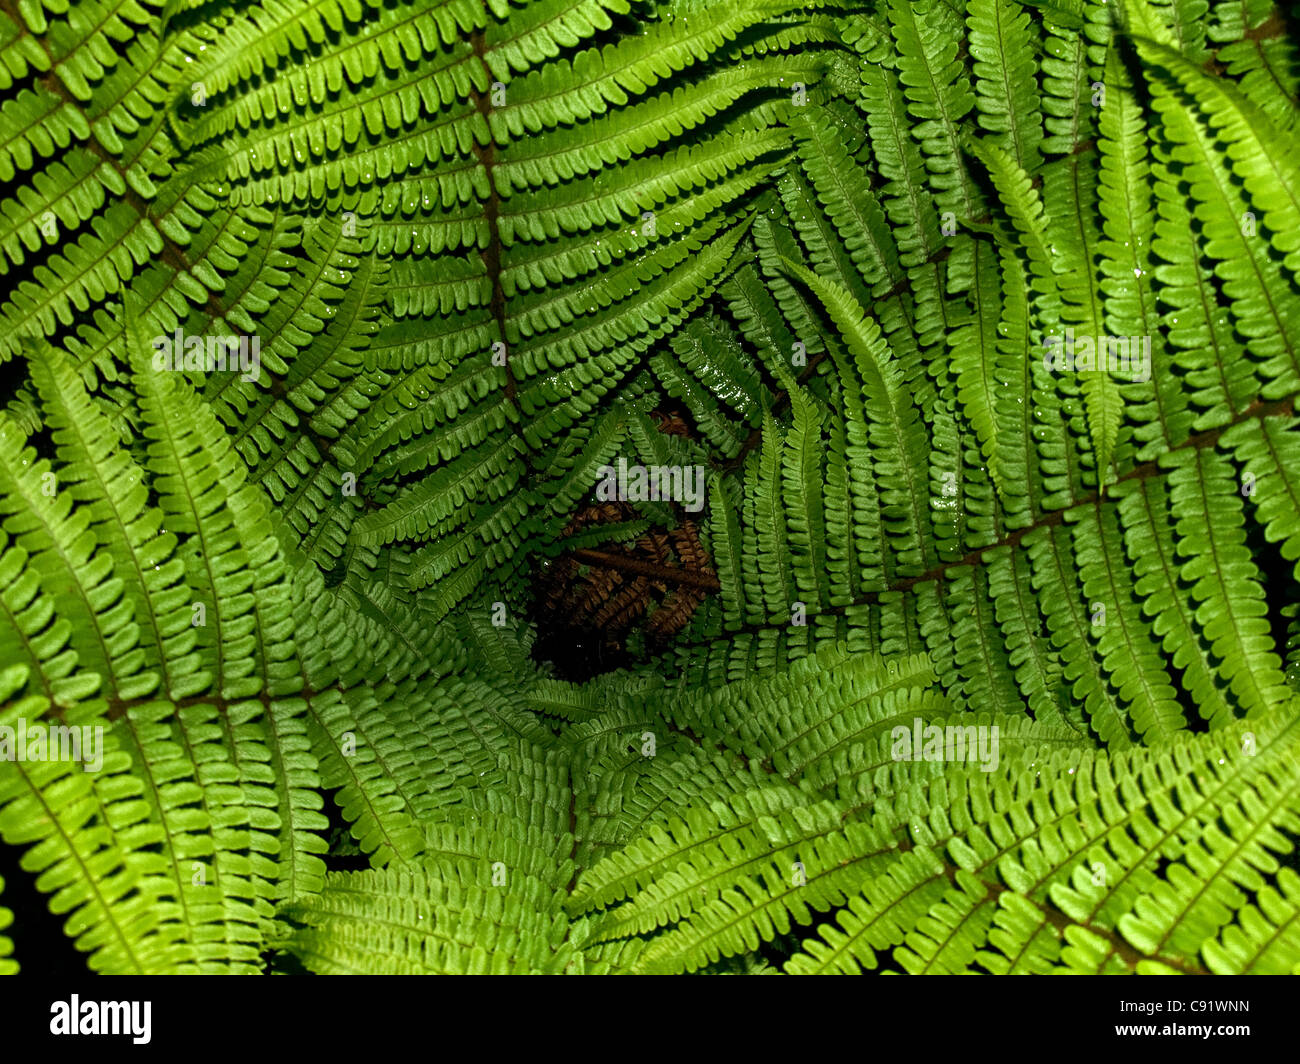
[572,548,720,591]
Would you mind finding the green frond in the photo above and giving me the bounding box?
[0,870,13,974]
[279,864,576,974]
[967,0,1044,173]
[886,0,980,219]
[1,0,1298,981]
[1125,0,1300,284]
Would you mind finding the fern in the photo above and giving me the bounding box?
[0,0,1298,980]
